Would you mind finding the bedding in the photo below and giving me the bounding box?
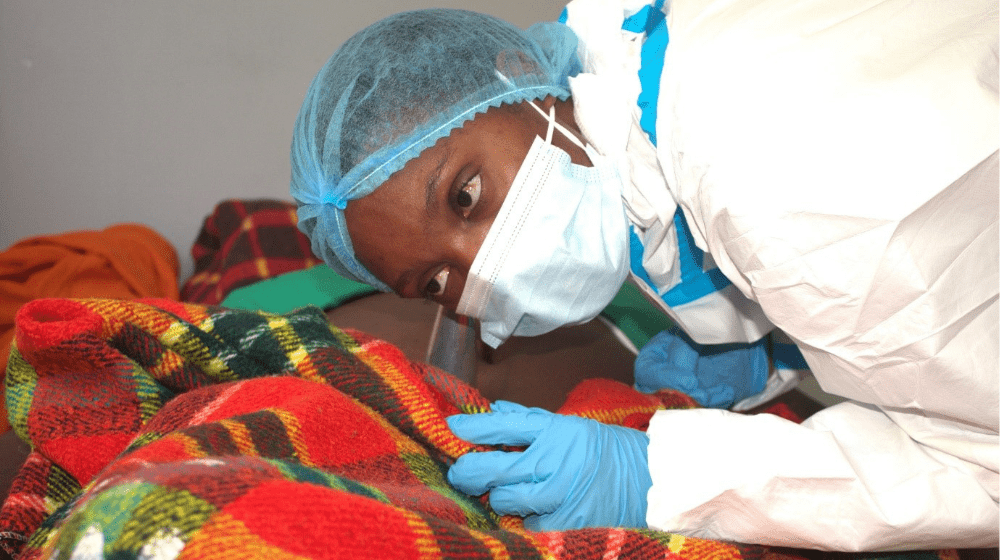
[0,224,180,434]
[1,297,955,559]
[180,199,322,306]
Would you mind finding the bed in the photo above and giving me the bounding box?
[0,199,985,560]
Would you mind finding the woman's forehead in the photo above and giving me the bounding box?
[346,101,535,239]
[375,104,528,200]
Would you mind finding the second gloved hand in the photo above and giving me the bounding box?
[634,327,768,408]
[446,400,651,531]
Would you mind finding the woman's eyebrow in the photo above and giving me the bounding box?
[424,150,452,216]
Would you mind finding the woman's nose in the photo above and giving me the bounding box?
[442,224,490,308]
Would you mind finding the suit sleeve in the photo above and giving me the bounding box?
[645,403,999,550]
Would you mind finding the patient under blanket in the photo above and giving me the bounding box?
[1,298,951,560]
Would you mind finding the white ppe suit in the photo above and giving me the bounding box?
[563,0,999,551]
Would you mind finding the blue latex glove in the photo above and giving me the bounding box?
[446,400,651,531]
[634,327,768,408]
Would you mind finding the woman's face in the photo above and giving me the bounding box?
[344,97,590,311]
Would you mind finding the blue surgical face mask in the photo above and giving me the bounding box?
[456,102,630,348]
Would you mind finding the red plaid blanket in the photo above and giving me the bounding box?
[180,199,320,305]
[1,298,954,560]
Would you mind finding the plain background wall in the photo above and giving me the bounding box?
[0,0,569,282]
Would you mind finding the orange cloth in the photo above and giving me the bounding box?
[0,224,179,433]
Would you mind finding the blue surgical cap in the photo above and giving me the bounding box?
[290,8,581,291]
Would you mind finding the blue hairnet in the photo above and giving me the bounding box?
[290,9,581,291]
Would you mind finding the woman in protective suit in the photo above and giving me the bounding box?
[289,0,998,550]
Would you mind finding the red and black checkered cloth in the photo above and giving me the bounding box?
[181,199,320,305]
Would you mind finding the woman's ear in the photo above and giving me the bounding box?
[536,95,557,111]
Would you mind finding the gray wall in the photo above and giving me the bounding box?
[0,0,568,281]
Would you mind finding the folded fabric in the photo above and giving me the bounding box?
[180,199,322,304]
[1,298,953,560]
[221,263,376,314]
[0,224,179,433]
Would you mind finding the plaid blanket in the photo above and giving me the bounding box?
[0,224,181,434]
[1,298,952,560]
[181,199,319,305]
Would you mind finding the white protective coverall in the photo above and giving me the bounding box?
[563,0,999,551]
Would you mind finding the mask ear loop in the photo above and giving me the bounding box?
[528,100,587,151]
[545,105,555,144]
[495,69,587,149]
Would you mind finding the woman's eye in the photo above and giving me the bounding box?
[425,268,449,297]
[456,174,481,218]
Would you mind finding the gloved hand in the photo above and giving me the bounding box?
[446,400,651,531]
[634,328,768,408]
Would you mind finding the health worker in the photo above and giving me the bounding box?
[289,0,999,551]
